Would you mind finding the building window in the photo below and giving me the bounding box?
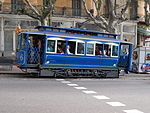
[11,0,24,14]
[43,0,48,6]
[72,0,82,16]
[130,0,138,20]
[0,1,2,11]
[145,40,150,47]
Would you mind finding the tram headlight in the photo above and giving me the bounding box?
[113,64,116,67]
[46,61,50,64]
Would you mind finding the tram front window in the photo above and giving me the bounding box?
[120,45,129,56]
[112,45,118,56]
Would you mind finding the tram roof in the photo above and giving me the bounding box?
[21,26,131,44]
[35,26,118,38]
[22,31,130,44]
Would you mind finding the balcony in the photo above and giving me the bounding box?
[53,7,88,17]
[0,3,88,18]
[0,2,24,14]
[0,3,11,13]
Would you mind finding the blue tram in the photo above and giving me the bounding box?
[16,26,132,78]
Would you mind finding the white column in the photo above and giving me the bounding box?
[135,22,137,47]
[72,21,76,27]
[0,17,4,56]
[12,30,16,55]
[120,23,124,41]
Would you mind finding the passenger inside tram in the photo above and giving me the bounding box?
[104,45,111,56]
[57,46,64,54]
[95,44,103,56]
[67,45,73,54]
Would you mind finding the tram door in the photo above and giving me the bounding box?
[16,34,27,66]
[27,35,44,65]
[119,44,130,68]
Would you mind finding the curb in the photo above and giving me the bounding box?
[0,72,26,75]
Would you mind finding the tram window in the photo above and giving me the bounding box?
[17,36,21,50]
[86,43,94,55]
[104,44,111,56]
[112,45,118,56]
[95,43,103,56]
[47,40,56,52]
[21,34,26,49]
[28,36,35,47]
[77,42,85,55]
[68,41,76,54]
[120,44,129,55]
[57,40,66,54]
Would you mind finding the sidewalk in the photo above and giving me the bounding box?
[0,65,24,74]
[124,72,150,77]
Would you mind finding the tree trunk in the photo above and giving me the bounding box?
[145,0,150,25]
[40,18,47,26]
[48,13,52,26]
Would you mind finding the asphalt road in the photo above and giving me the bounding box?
[0,74,150,113]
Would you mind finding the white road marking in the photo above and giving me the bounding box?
[56,79,65,81]
[56,79,144,113]
[82,90,97,94]
[123,109,144,113]
[67,84,79,86]
[93,95,110,100]
[106,102,126,106]
[74,87,87,90]
[61,81,71,84]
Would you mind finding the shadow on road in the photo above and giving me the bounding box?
[0,73,117,80]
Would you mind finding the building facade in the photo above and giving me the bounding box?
[136,0,150,47]
[0,0,149,57]
[0,0,96,57]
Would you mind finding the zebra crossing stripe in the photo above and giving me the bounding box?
[56,79,64,81]
[61,81,71,84]
[93,95,110,100]
[74,87,87,90]
[123,109,144,113]
[82,90,97,94]
[67,84,78,86]
[106,102,126,106]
